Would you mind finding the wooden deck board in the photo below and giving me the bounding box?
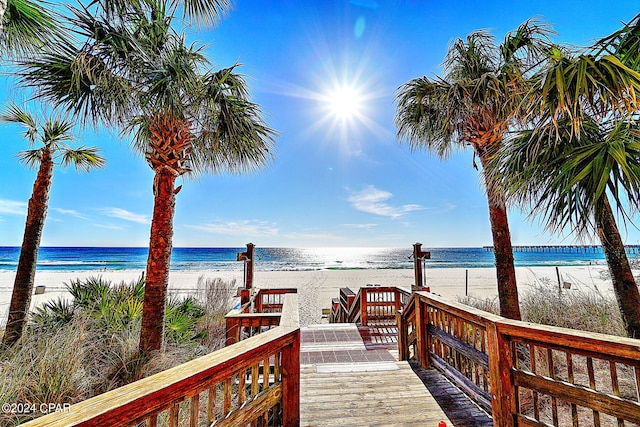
[300,361,451,426]
[300,322,492,426]
[409,360,494,427]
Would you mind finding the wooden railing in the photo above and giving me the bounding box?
[225,288,298,345]
[254,288,298,313]
[23,293,300,427]
[330,285,410,326]
[399,290,640,427]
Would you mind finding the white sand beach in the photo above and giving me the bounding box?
[0,264,618,327]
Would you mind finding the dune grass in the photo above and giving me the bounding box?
[0,275,237,426]
[458,276,625,336]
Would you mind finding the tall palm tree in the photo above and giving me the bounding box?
[1,0,62,58]
[490,19,640,336]
[395,20,552,320]
[1,103,105,346]
[493,116,640,338]
[18,1,275,354]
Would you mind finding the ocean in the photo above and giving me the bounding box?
[0,246,612,272]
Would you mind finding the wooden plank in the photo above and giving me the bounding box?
[428,324,490,369]
[215,384,282,427]
[414,296,429,369]
[431,353,492,413]
[496,319,640,366]
[281,331,300,426]
[514,370,640,424]
[300,362,451,426]
[486,319,515,427]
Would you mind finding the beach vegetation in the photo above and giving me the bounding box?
[29,275,208,344]
[0,274,236,425]
[1,103,106,347]
[461,279,625,336]
[489,14,640,338]
[394,19,554,320]
[17,0,276,354]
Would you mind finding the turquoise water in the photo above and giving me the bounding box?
[0,246,610,272]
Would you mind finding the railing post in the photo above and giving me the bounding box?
[225,317,239,346]
[486,321,516,427]
[281,330,300,426]
[414,295,430,369]
[397,308,409,361]
[394,289,402,313]
[361,288,368,326]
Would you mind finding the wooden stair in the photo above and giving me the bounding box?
[299,323,452,426]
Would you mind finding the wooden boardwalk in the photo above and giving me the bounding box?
[299,323,460,426]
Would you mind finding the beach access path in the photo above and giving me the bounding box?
[299,323,452,426]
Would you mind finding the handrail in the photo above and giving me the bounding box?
[346,290,362,323]
[346,286,410,326]
[399,290,640,427]
[254,288,298,313]
[23,293,300,427]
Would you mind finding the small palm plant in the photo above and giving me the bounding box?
[1,103,106,347]
[30,275,207,344]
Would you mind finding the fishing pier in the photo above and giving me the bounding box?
[483,244,640,254]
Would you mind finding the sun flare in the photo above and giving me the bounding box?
[325,85,363,120]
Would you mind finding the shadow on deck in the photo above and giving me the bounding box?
[409,360,494,427]
[361,322,493,426]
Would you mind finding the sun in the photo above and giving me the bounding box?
[324,85,363,121]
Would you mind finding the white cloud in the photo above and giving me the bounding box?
[342,223,378,230]
[188,220,280,237]
[92,223,124,230]
[103,208,149,224]
[53,208,88,220]
[348,186,422,218]
[0,199,26,215]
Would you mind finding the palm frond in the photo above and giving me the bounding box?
[594,13,640,70]
[394,76,456,157]
[188,66,276,175]
[0,102,38,144]
[59,146,107,172]
[173,0,232,27]
[493,117,640,235]
[1,0,65,58]
[531,51,640,137]
[16,147,43,169]
[501,17,555,68]
[445,30,497,81]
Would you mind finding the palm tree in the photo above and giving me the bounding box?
[1,0,62,58]
[1,103,105,346]
[493,117,640,338]
[18,1,275,354]
[394,20,552,320]
[491,22,640,337]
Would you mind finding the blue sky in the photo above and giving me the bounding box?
[1,1,639,248]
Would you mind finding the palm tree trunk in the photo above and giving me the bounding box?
[480,155,521,320]
[596,197,640,338]
[3,148,53,346]
[139,167,177,354]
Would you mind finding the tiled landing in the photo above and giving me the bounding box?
[300,323,397,370]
